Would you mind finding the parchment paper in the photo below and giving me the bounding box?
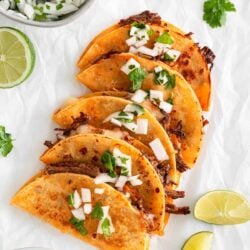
[0,0,249,249]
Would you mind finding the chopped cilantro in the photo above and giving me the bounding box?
[101,218,111,237]
[154,70,176,89]
[45,4,51,10]
[156,32,174,45]
[0,126,13,157]
[34,14,47,21]
[56,3,63,10]
[116,117,134,123]
[120,157,128,164]
[128,68,147,92]
[101,151,117,177]
[203,0,236,28]
[70,217,87,236]
[68,193,74,207]
[129,64,136,70]
[130,103,145,116]
[163,53,175,62]
[91,202,104,220]
[166,74,176,89]
[118,111,128,117]
[131,22,146,29]
[147,28,154,36]
[166,97,174,105]
[121,167,129,176]
[15,0,20,3]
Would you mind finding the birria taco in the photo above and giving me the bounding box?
[40,134,166,234]
[11,173,149,250]
[77,11,214,110]
[77,53,203,171]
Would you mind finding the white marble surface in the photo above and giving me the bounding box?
[0,0,249,249]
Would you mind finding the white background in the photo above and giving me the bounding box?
[0,0,250,249]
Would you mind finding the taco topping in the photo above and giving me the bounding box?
[71,207,85,220]
[131,89,148,103]
[94,188,104,194]
[121,59,147,91]
[81,188,91,203]
[154,66,176,89]
[68,190,82,209]
[96,206,115,236]
[149,138,169,161]
[70,216,88,236]
[83,204,92,214]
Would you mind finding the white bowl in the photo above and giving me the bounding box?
[0,0,94,27]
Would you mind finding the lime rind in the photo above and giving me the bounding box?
[182,231,213,250]
[194,190,250,225]
[0,27,36,88]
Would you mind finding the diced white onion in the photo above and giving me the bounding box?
[137,46,158,57]
[153,42,172,55]
[71,207,85,220]
[73,190,82,209]
[110,118,122,127]
[165,49,181,61]
[120,58,140,75]
[115,175,128,189]
[129,175,143,186]
[129,26,140,36]
[81,188,91,203]
[135,118,148,135]
[124,104,144,116]
[83,203,92,214]
[23,3,34,19]
[126,36,137,46]
[129,46,138,54]
[149,138,169,161]
[134,38,148,48]
[43,3,78,16]
[156,73,169,85]
[123,121,137,132]
[97,205,115,234]
[0,0,10,10]
[103,111,134,123]
[131,89,148,103]
[159,101,173,113]
[154,66,163,73]
[94,173,118,184]
[113,147,132,176]
[94,188,105,194]
[136,29,149,41]
[149,90,164,102]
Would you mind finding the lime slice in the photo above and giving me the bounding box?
[182,231,213,250]
[194,190,250,225]
[0,27,35,88]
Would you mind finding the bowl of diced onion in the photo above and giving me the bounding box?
[0,0,93,27]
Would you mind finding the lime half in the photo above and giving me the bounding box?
[0,27,35,88]
[182,231,213,250]
[194,190,250,225]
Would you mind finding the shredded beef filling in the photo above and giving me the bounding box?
[166,190,185,199]
[166,203,190,215]
[44,140,54,148]
[45,162,101,177]
[202,115,209,127]
[91,50,120,65]
[200,46,216,70]
[155,160,171,186]
[119,10,161,26]
[169,121,186,139]
[176,153,190,173]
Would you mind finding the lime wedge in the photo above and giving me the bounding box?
[182,231,213,250]
[0,27,35,88]
[194,190,250,225]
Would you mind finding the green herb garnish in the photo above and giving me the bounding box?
[70,217,87,236]
[128,68,147,92]
[56,3,63,10]
[68,193,74,207]
[131,22,146,29]
[116,117,134,123]
[166,97,174,105]
[101,151,117,177]
[163,53,175,62]
[166,74,176,89]
[118,111,128,117]
[45,4,51,10]
[156,32,174,45]
[203,0,236,28]
[147,29,154,36]
[101,218,111,237]
[91,202,104,220]
[120,157,128,165]
[121,167,129,176]
[0,126,13,157]
[154,70,176,89]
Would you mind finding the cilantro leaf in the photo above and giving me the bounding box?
[166,97,174,105]
[0,126,13,157]
[163,53,175,62]
[101,218,111,237]
[156,32,174,45]
[101,151,117,177]
[121,167,129,176]
[128,68,147,92]
[91,202,104,220]
[68,193,74,207]
[203,0,236,28]
[166,74,176,89]
[131,22,146,29]
[70,217,87,236]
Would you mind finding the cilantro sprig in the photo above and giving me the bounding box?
[101,218,111,237]
[91,202,104,220]
[70,217,88,236]
[203,0,236,28]
[101,151,117,177]
[0,126,14,157]
[156,32,174,45]
[128,68,147,92]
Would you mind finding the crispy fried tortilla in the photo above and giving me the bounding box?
[40,134,166,234]
[11,173,149,250]
[77,11,212,110]
[77,53,203,170]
